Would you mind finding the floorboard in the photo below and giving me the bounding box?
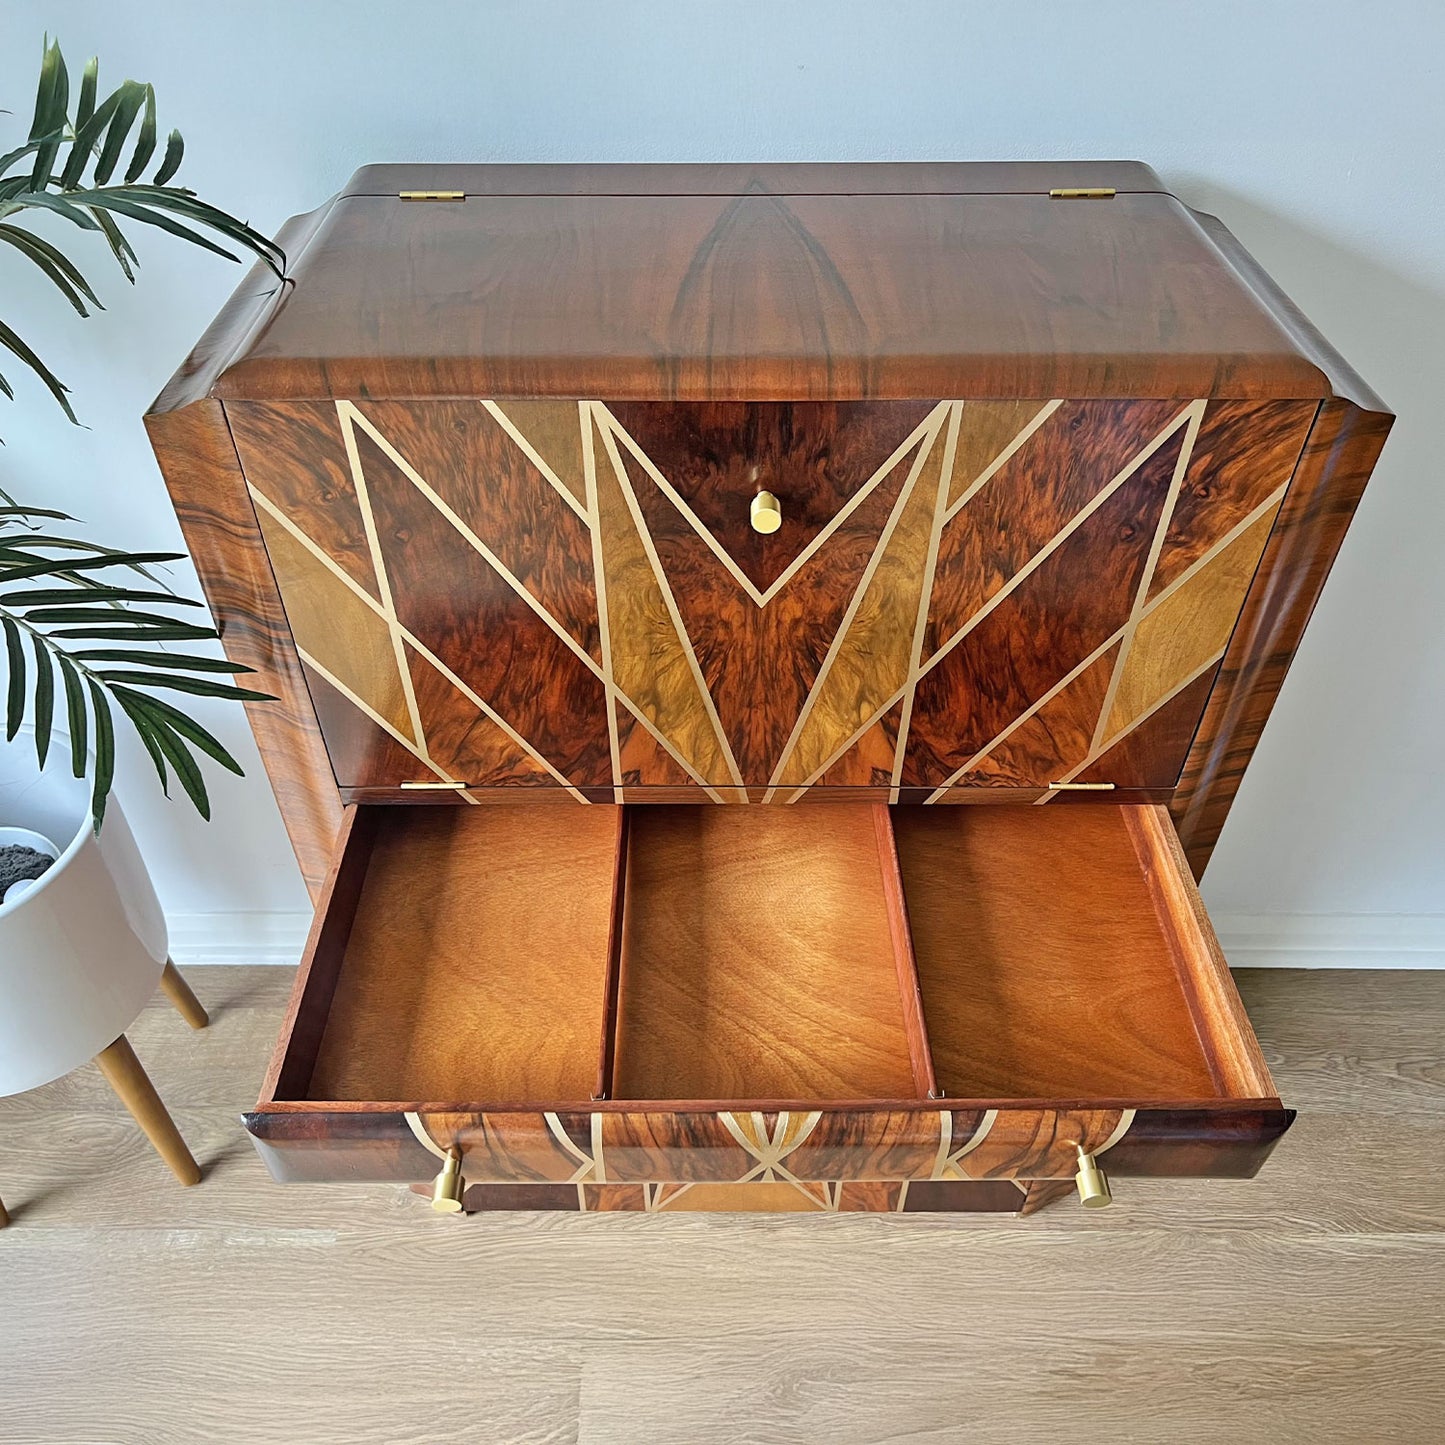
[1,967,1442,1443]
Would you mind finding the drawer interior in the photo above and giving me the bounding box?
[612,809,921,1101]
[262,800,1275,1110]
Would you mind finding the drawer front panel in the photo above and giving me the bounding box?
[228,397,1314,797]
[245,1105,1292,1186]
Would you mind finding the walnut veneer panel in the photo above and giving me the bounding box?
[228,396,1314,799]
[611,806,917,1101]
[894,807,1221,1099]
[307,806,616,1102]
[213,185,1328,401]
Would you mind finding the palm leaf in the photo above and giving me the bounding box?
[31,630,54,766]
[0,223,102,316]
[26,37,67,192]
[0,43,281,825]
[73,647,251,674]
[0,40,286,424]
[1,512,273,827]
[0,317,76,422]
[75,55,98,132]
[86,677,114,828]
[3,614,23,739]
[56,651,86,778]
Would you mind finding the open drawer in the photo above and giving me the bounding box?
[246,802,1292,1215]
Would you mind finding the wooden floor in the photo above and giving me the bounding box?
[1,968,1443,1444]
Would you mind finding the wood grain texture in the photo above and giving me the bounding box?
[145,203,344,899]
[93,1034,202,1186]
[902,430,1180,787]
[873,805,938,1099]
[945,399,1046,506]
[246,1102,1289,1189]
[956,643,1120,788]
[240,800,1286,1192]
[227,401,382,599]
[144,399,342,897]
[1077,667,1216,788]
[1106,502,1279,736]
[349,401,603,659]
[176,386,1382,805]
[251,501,415,741]
[923,399,1184,655]
[772,415,949,791]
[612,806,917,1100]
[305,806,617,1102]
[894,807,1225,1098]
[610,405,930,783]
[207,182,1332,402]
[355,417,613,788]
[1171,398,1392,873]
[606,400,935,592]
[148,166,1391,862]
[1124,805,1276,1098]
[1147,398,1315,599]
[591,410,739,789]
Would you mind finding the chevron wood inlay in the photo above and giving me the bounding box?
[227,396,1314,798]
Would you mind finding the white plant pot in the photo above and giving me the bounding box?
[0,728,168,1095]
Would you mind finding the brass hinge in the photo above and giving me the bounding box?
[398,190,466,201]
[1047,780,1117,791]
[399,779,470,790]
[1049,186,1116,199]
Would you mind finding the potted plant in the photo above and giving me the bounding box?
[0,39,282,1216]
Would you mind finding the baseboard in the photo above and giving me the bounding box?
[167,911,313,966]
[1212,912,1445,969]
[164,909,1445,970]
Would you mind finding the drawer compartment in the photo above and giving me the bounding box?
[611,809,924,1102]
[299,805,618,1104]
[895,807,1254,1101]
[251,800,1287,1201]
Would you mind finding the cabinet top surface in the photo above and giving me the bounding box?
[168,161,1368,407]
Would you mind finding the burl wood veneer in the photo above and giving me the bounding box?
[149,162,1388,1214]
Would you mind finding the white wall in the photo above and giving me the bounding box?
[3,0,1442,960]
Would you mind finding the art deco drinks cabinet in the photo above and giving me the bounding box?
[147,162,1391,1216]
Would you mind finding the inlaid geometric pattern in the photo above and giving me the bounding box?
[398,1106,1138,1211]
[228,396,1318,798]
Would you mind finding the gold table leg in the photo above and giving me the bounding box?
[159,958,209,1030]
[94,1035,201,1186]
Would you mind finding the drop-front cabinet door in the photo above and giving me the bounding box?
[227,394,1316,801]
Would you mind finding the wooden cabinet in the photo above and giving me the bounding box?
[147,162,1391,1216]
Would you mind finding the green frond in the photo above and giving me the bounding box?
[0,512,272,827]
[0,39,286,426]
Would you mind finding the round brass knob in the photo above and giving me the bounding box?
[750,489,782,535]
[431,1146,466,1213]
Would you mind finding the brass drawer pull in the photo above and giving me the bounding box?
[431,1146,466,1213]
[1072,1145,1113,1209]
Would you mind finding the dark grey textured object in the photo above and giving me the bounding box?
[0,844,54,896]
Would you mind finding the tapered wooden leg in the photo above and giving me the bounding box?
[0,1193,9,1228]
[159,958,208,1030]
[94,1035,201,1186]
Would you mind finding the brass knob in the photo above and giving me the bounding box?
[750,489,782,535]
[431,1146,466,1214]
[1073,1145,1112,1208]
